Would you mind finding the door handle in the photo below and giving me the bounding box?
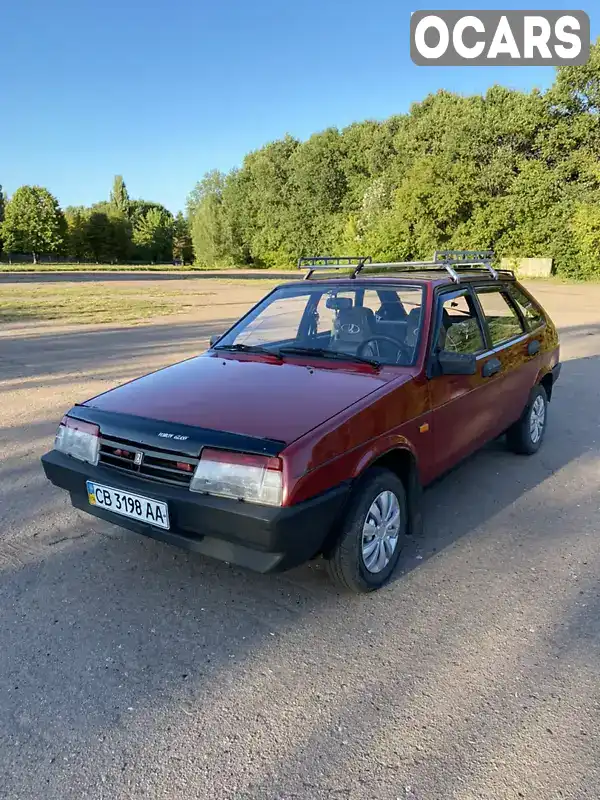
[482,357,501,378]
[528,339,540,356]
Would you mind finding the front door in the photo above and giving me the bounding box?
[428,288,496,477]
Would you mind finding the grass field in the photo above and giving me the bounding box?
[0,284,216,324]
[0,279,281,324]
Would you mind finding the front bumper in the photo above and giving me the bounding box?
[41,450,350,573]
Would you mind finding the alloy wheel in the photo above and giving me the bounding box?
[530,395,546,444]
[361,490,401,573]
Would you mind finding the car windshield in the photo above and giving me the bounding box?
[214,283,425,366]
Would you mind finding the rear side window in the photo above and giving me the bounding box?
[475,288,525,347]
[506,285,545,330]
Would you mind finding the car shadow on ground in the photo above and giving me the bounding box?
[0,317,238,389]
[385,352,599,581]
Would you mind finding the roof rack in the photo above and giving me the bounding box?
[298,250,498,283]
[434,250,498,282]
[297,255,372,280]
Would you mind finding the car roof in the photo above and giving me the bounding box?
[279,270,517,290]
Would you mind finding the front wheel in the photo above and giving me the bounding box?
[325,467,407,593]
[506,384,548,455]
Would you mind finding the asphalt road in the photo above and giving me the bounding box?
[1,280,599,799]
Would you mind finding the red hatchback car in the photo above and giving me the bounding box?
[42,252,561,592]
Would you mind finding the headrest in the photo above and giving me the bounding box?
[333,306,376,341]
[405,307,422,347]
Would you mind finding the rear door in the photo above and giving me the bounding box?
[471,284,538,435]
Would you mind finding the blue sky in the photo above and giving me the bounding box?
[1,0,597,213]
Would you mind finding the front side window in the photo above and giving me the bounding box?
[435,291,486,355]
[475,288,525,347]
[215,283,425,366]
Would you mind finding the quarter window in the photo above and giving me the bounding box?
[506,285,544,330]
[475,288,524,347]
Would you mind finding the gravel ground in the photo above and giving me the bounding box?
[0,279,599,800]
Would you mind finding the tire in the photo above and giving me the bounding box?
[506,384,548,455]
[325,467,407,593]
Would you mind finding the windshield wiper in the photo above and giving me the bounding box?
[213,343,282,359]
[277,346,380,368]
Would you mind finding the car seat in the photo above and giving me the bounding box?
[331,306,377,355]
[376,299,407,322]
[404,307,423,351]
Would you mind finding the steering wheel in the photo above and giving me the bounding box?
[357,336,411,363]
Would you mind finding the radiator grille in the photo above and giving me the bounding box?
[98,435,198,488]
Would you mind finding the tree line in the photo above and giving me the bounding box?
[188,42,600,278]
[2,43,599,275]
[0,177,193,265]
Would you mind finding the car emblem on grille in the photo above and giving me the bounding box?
[341,323,361,334]
[134,451,144,466]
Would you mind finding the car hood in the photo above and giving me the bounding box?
[84,353,394,445]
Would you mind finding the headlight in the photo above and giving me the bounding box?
[55,416,100,465]
[190,448,283,506]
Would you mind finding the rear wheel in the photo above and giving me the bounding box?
[325,467,407,593]
[506,384,548,455]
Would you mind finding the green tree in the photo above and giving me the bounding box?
[1,186,66,263]
[84,211,115,263]
[287,128,348,257]
[338,214,362,256]
[132,207,174,263]
[224,136,300,266]
[172,212,194,264]
[185,48,600,276]
[129,199,170,226]
[550,38,600,114]
[110,175,130,216]
[570,201,600,278]
[88,202,132,262]
[64,206,90,261]
[0,185,5,254]
[187,171,233,267]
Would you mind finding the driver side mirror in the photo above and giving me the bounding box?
[209,334,220,348]
[437,350,477,375]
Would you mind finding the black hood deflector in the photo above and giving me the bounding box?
[69,405,286,458]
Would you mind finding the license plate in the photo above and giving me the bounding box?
[86,481,170,530]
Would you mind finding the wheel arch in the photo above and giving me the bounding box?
[368,447,423,539]
[320,444,423,560]
[539,370,553,401]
